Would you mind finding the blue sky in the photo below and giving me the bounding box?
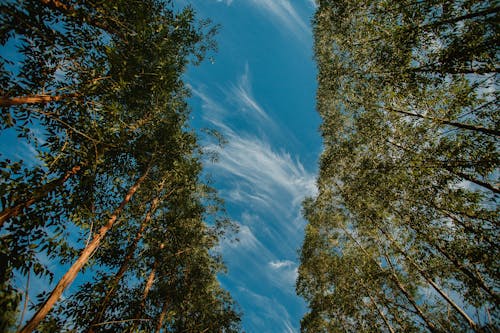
[182,1,321,331]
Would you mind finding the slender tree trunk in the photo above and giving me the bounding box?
[451,170,500,194]
[39,0,71,11]
[420,7,500,29]
[155,299,169,333]
[0,94,78,107]
[402,212,499,303]
[432,239,499,303]
[347,97,499,136]
[88,192,166,332]
[18,166,150,333]
[379,227,480,331]
[142,263,157,304]
[87,184,175,332]
[358,278,397,333]
[387,106,500,136]
[128,261,157,333]
[341,226,439,333]
[390,208,498,302]
[0,164,83,228]
[383,253,440,333]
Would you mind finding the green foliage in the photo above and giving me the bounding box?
[0,0,239,331]
[299,0,499,332]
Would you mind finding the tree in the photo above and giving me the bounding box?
[298,0,499,332]
[1,1,239,332]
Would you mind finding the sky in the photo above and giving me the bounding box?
[180,1,321,331]
[1,1,321,332]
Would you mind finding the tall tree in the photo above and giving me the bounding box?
[0,1,239,332]
[298,0,499,332]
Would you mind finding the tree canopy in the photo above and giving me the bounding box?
[298,0,498,332]
[0,1,240,332]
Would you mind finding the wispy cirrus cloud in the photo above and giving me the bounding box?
[269,259,299,289]
[248,0,311,41]
[192,63,314,332]
[236,287,299,333]
[306,0,317,8]
[215,0,234,5]
[230,63,270,123]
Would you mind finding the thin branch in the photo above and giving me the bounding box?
[92,318,151,327]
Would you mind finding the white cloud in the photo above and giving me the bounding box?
[269,260,299,289]
[306,0,317,8]
[237,287,299,332]
[230,63,270,122]
[216,0,234,5]
[191,65,314,332]
[206,131,316,213]
[248,0,311,41]
[193,65,316,217]
[269,259,294,269]
[234,224,260,249]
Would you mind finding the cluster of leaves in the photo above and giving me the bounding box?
[0,0,240,332]
[298,0,498,332]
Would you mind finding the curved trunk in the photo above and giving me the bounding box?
[128,261,157,333]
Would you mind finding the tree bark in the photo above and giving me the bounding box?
[420,7,500,29]
[451,170,500,194]
[0,94,78,107]
[87,184,175,332]
[18,165,150,333]
[383,252,440,333]
[128,261,157,333]
[368,294,396,333]
[0,164,83,228]
[392,209,499,303]
[154,299,168,333]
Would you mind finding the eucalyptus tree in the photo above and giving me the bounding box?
[0,0,239,332]
[298,0,499,331]
[57,127,241,333]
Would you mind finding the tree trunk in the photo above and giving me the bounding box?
[154,299,168,333]
[142,263,157,303]
[87,183,174,332]
[451,170,500,194]
[346,97,499,136]
[379,227,480,331]
[0,164,83,228]
[420,7,500,30]
[400,210,500,303]
[90,200,159,327]
[387,106,500,137]
[18,166,150,333]
[368,294,396,333]
[0,94,77,107]
[128,261,157,333]
[383,253,440,333]
[341,226,439,333]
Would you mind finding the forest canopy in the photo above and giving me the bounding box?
[297,0,498,332]
[0,1,240,332]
